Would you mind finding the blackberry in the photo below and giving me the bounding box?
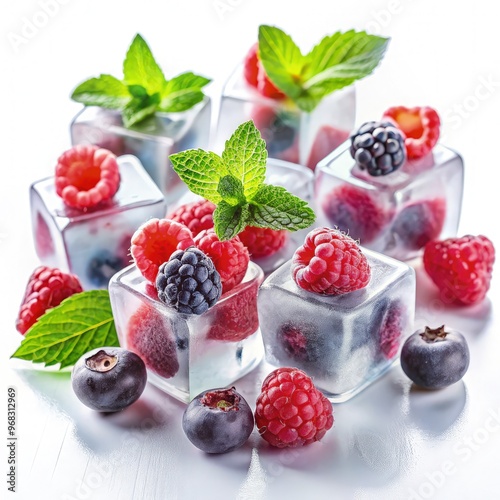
[350,121,406,176]
[156,247,222,315]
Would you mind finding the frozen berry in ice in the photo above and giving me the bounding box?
[71,347,147,412]
[400,326,470,390]
[392,198,446,250]
[321,185,390,244]
[182,387,254,453]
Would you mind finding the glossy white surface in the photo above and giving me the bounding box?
[2,1,500,499]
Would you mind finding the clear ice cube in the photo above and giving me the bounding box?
[109,262,265,403]
[214,65,355,169]
[258,250,416,402]
[30,155,166,290]
[315,143,464,260]
[70,98,211,204]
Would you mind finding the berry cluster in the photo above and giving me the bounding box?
[182,366,334,453]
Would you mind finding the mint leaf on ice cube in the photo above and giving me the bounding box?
[170,150,229,204]
[258,25,305,100]
[71,34,211,127]
[71,74,132,109]
[222,120,267,200]
[11,290,118,369]
[170,120,315,241]
[248,184,315,231]
[160,72,211,112]
[123,34,167,95]
[258,25,389,112]
[213,202,249,241]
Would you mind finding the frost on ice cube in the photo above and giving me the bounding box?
[258,251,416,402]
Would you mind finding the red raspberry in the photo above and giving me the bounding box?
[167,199,215,236]
[292,227,371,295]
[238,226,288,258]
[321,184,390,244]
[127,304,179,378]
[423,235,495,305]
[16,266,83,334]
[255,367,334,448]
[306,125,350,171]
[55,145,120,209]
[382,106,440,160]
[207,279,260,342]
[194,229,249,294]
[379,302,405,359]
[243,43,285,100]
[130,218,194,283]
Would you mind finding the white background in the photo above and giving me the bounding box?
[2,1,500,499]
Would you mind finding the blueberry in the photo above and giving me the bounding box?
[87,250,125,287]
[392,199,446,250]
[182,387,254,453]
[400,326,470,390]
[71,347,147,412]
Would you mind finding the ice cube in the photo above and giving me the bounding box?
[315,143,464,260]
[70,99,211,205]
[258,250,416,402]
[109,262,265,403]
[30,155,166,289]
[214,64,355,169]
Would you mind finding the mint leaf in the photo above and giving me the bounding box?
[222,120,267,200]
[159,72,211,112]
[122,92,161,127]
[298,32,389,112]
[218,175,246,205]
[213,201,249,241]
[170,150,229,203]
[170,121,316,241]
[247,184,315,231]
[11,291,118,369]
[258,26,389,112]
[71,74,131,109]
[258,25,305,99]
[123,34,167,95]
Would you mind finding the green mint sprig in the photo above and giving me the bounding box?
[169,120,315,241]
[11,290,119,369]
[258,26,389,112]
[71,34,211,127]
